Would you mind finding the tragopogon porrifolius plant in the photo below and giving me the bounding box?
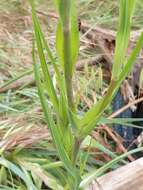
[30,0,143,189]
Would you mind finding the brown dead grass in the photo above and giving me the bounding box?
[0,109,50,151]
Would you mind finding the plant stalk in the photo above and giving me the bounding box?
[61,3,81,189]
[62,0,75,111]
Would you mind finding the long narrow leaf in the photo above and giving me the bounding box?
[30,0,69,127]
[0,157,37,190]
[112,0,136,80]
[32,41,77,179]
[55,0,79,76]
[80,147,143,188]
[79,29,143,138]
[30,0,59,114]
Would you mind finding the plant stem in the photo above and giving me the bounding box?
[72,137,81,165]
[62,0,75,111]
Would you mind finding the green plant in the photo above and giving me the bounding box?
[29,0,143,189]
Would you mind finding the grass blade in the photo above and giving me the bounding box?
[112,0,136,80]
[30,0,59,114]
[0,157,37,190]
[32,41,77,180]
[79,32,143,138]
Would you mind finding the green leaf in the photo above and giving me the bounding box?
[0,157,37,190]
[56,0,79,76]
[79,81,117,137]
[30,0,71,126]
[118,32,143,83]
[79,31,143,139]
[19,160,64,190]
[0,166,7,185]
[112,0,136,80]
[81,136,127,164]
[0,69,33,90]
[0,103,19,113]
[99,117,143,129]
[32,41,77,180]
[30,0,59,114]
